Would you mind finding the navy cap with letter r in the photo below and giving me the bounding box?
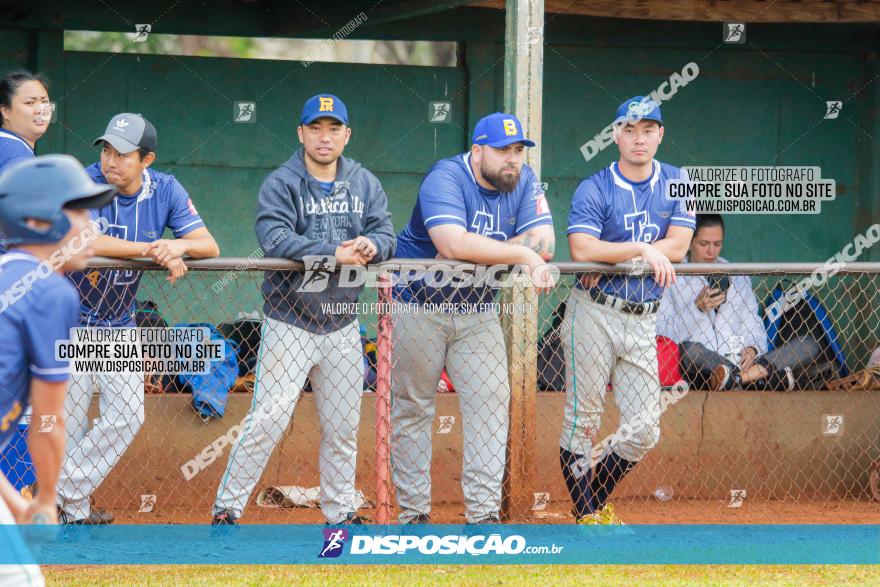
[472,112,536,148]
[93,113,158,154]
[300,94,349,125]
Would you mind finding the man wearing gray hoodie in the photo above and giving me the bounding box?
[212,94,396,525]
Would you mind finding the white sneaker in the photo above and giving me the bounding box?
[784,367,795,391]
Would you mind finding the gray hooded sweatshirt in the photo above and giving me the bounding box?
[255,148,396,334]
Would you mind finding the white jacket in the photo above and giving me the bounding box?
[657,256,768,356]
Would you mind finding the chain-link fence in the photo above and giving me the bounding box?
[3,258,879,524]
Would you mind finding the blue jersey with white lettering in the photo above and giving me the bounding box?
[0,251,79,453]
[396,152,553,306]
[69,163,205,327]
[0,128,36,254]
[568,160,695,302]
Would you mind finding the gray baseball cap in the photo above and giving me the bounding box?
[93,113,158,154]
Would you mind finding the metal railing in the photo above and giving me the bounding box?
[5,258,876,524]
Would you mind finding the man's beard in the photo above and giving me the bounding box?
[480,161,521,193]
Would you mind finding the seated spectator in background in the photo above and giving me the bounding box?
[657,214,821,391]
[0,71,52,173]
[0,70,54,254]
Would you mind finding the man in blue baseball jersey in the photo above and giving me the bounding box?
[0,155,115,585]
[56,113,219,524]
[392,112,556,524]
[561,97,694,524]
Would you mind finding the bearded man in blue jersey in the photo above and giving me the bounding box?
[392,112,556,524]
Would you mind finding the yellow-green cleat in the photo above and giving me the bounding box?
[576,513,603,525]
[597,503,625,526]
[574,503,626,525]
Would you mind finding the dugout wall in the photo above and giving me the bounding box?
[1,10,878,264]
[2,9,879,365]
[1,2,880,525]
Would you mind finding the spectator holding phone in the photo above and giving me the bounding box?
[657,214,820,391]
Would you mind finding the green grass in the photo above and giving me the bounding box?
[44,565,880,586]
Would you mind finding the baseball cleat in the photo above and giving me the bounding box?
[326,512,368,525]
[576,506,624,525]
[576,513,603,525]
[58,506,115,525]
[404,514,431,525]
[597,503,625,525]
[211,509,238,525]
[710,365,734,391]
[468,514,500,524]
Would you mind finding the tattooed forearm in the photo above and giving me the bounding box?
[509,233,554,260]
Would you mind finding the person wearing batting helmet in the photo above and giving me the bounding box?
[561,97,694,524]
[0,155,115,585]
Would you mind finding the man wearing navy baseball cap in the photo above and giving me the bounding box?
[212,93,396,526]
[391,112,556,524]
[57,113,219,525]
[614,95,664,128]
[560,96,694,525]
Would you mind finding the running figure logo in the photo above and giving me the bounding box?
[823,414,843,435]
[132,24,151,42]
[234,102,256,123]
[319,528,349,558]
[39,415,56,433]
[139,494,157,513]
[723,23,745,43]
[824,101,842,120]
[728,489,746,508]
[532,492,550,511]
[437,416,456,434]
[430,102,451,123]
[298,256,336,293]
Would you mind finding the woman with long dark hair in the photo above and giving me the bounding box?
[0,71,53,252]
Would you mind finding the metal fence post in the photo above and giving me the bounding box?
[501,277,539,520]
[375,269,393,524]
[501,0,544,522]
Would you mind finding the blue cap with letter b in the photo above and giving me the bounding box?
[615,96,663,125]
[472,112,535,148]
[300,94,349,125]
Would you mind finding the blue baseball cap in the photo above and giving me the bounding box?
[300,94,349,125]
[615,96,663,125]
[472,112,535,148]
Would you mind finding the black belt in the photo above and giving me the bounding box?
[588,288,659,316]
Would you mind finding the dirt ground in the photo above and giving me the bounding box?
[110,497,880,525]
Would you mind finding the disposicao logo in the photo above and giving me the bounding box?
[319,528,349,558]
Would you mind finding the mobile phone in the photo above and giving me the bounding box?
[707,274,730,293]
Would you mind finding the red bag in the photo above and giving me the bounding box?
[656,335,682,386]
[437,370,455,393]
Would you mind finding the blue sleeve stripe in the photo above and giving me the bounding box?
[424,214,466,227]
[671,216,696,226]
[567,224,602,235]
[516,216,553,233]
